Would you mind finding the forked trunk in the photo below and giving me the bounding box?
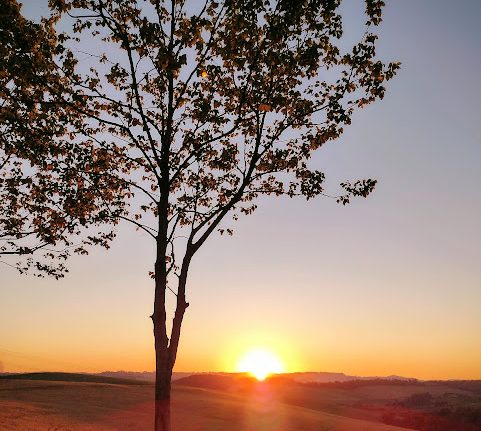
[152,226,191,431]
[153,297,189,431]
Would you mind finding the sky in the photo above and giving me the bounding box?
[0,0,480,380]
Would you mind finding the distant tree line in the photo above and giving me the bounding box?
[383,391,481,431]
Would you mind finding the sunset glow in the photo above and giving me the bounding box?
[1,0,481,386]
[236,348,285,381]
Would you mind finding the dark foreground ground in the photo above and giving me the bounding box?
[0,373,480,430]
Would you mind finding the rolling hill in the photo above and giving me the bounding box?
[1,372,480,430]
[0,371,151,386]
[0,374,412,431]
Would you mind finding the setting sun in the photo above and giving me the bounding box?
[236,348,285,381]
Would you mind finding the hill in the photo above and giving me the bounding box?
[175,374,481,431]
[84,370,419,384]
[1,373,480,430]
[288,372,417,384]
[0,378,412,431]
[0,372,151,386]
[96,371,196,382]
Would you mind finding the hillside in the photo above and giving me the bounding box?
[0,372,151,386]
[74,370,419,384]
[175,374,481,431]
[0,377,412,431]
[1,373,480,430]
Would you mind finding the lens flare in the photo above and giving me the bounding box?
[237,348,285,380]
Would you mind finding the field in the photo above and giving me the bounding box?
[0,374,480,430]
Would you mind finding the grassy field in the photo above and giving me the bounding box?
[0,378,414,431]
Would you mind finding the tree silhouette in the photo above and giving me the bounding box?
[0,0,125,277]
[8,0,399,429]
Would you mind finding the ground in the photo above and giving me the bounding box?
[1,374,480,430]
[0,378,413,431]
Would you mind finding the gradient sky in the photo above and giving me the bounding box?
[1,0,480,380]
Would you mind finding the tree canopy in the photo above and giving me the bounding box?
[45,0,399,267]
[0,0,125,277]
[2,0,399,429]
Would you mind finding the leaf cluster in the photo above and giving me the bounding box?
[0,0,126,277]
[2,0,399,281]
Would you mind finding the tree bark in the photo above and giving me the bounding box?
[155,399,170,431]
[154,2,177,428]
[153,248,171,431]
[153,288,173,431]
[154,359,172,431]
[152,248,191,431]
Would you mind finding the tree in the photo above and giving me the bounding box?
[0,0,125,277]
[16,0,399,429]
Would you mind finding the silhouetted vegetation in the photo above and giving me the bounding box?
[381,405,481,431]
[3,0,399,429]
[303,378,418,389]
[0,0,124,277]
[384,390,481,431]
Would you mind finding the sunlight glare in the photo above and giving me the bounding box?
[237,348,285,381]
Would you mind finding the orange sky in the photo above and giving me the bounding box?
[1,0,480,381]
[1,258,480,380]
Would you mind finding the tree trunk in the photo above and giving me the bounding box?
[152,254,171,431]
[152,291,188,431]
[155,399,170,431]
[154,353,172,431]
[152,201,190,431]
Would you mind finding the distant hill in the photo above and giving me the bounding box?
[173,373,420,393]
[96,371,194,382]
[5,370,469,387]
[288,372,417,383]
[0,372,151,385]
[96,371,156,381]
[173,372,260,391]
[94,370,417,384]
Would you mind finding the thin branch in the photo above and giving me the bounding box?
[118,215,158,239]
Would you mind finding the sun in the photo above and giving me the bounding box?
[236,348,285,381]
